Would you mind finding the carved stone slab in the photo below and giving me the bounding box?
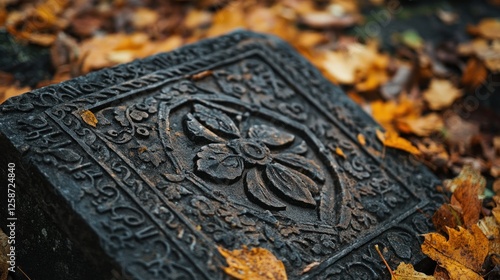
[0,30,443,279]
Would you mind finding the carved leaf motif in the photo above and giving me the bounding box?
[265,162,316,207]
[50,148,81,162]
[193,104,240,137]
[245,168,286,210]
[248,125,295,147]
[185,113,225,143]
[196,143,244,180]
[273,152,325,182]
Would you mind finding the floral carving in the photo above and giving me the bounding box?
[185,103,325,210]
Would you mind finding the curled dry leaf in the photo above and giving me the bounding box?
[218,246,287,280]
[393,262,435,280]
[422,225,489,280]
[423,79,462,110]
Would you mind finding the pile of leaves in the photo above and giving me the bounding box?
[1,0,500,279]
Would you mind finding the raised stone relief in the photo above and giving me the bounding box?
[0,30,443,280]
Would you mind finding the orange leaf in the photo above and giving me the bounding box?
[80,110,98,127]
[335,147,347,159]
[357,133,366,146]
[376,129,420,155]
[421,225,488,280]
[218,246,287,280]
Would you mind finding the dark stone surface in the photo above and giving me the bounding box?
[0,30,444,279]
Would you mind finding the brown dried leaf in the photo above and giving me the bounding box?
[432,204,463,234]
[461,57,488,88]
[218,246,287,280]
[393,262,435,280]
[445,165,485,228]
[423,79,462,110]
[422,225,488,280]
[80,110,98,127]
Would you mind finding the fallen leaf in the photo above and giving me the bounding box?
[132,8,159,29]
[393,262,435,280]
[300,12,360,29]
[0,229,8,280]
[437,9,458,25]
[396,113,444,137]
[400,29,424,50]
[0,85,31,104]
[322,41,388,86]
[478,216,500,255]
[80,110,98,127]
[357,133,366,146]
[218,246,287,280]
[422,225,488,280]
[423,79,462,110]
[376,129,420,155]
[335,147,347,159]
[469,18,500,40]
[371,94,422,132]
[444,165,485,228]
[469,39,500,72]
[432,203,463,234]
[494,180,500,195]
[461,57,488,88]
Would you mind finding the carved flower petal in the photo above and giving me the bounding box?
[265,162,316,207]
[248,124,295,147]
[273,153,325,183]
[245,168,286,210]
[193,104,240,137]
[185,113,225,143]
[196,144,244,181]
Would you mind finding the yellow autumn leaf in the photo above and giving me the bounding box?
[421,225,488,280]
[393,262,435,280]
[218,246,287,280]
[423,79,462,110]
